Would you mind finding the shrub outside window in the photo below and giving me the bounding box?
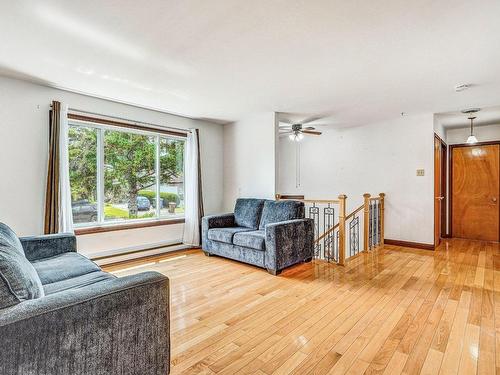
[68,120,185,227]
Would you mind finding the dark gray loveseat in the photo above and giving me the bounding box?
[202,198,314,275]
[0,223,170,375]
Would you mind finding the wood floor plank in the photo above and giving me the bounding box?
[104,238,499,375]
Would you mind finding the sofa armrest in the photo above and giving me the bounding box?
[0,271,170,375]
[202,213,236,251]
[202,213,236,229]
[265,218,314,272]
[19,232,77,261]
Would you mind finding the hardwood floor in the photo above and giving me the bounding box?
[103,238,500,374]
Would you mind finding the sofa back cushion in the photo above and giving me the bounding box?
[259,200,305,230]
[0,223,44,309]
[234,198,265,229]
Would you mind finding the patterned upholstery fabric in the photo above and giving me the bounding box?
[205,240,266,267]
[207,227,253,244]
[20,233,77,262]
[233,230,266,251]
[234,198,265,229]
[259,200,305,230]
[0,224,170,375]
[202,200,314,274]
[0,272,170,375]
[265,219,314,271]
[0,223,44,309]
[32,253,101,285]
[43,271,116,295]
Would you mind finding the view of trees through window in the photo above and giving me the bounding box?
[68,123,185,225]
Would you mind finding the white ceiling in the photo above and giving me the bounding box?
[436,105,500,129]
[1,0,500,125]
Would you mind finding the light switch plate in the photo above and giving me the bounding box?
[416,169,425,176]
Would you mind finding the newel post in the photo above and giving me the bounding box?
[363,193,371,252]
[379,193,385,246]
[338,194,347,266]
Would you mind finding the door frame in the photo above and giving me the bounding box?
[449,140,500,239]
[434,134,448,246]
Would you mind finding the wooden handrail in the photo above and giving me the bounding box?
[279,198,340,204]
[275,194,340,204]
[346,204,364,221]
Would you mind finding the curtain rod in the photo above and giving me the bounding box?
[51,104,190,134]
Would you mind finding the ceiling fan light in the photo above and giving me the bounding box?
[466,135,478,144]
[297,133,304,140]
[288,134,294,141]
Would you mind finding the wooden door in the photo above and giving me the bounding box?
[434,136,443,246]
[452,144,500,241]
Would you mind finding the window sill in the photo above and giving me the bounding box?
[74,218,185,235]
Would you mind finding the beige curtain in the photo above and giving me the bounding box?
[44,101,61,234]
[196,129,204,220]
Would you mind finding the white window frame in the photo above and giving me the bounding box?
[68,119,186,228]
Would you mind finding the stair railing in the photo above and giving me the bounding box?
[275,192,385,266]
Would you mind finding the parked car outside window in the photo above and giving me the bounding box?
[72,200,98,223]
[137,196,151,211]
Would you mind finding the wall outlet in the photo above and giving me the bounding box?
[416,169,425,176]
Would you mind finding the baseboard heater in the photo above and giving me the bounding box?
[91,240,191,265]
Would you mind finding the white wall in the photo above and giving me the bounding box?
[433,116,446,142]
[278,113,435,244]
[222,112,277,211]
[0,76,224,257]
[446,123,500,144]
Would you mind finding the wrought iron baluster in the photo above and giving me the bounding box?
[374,200,379,246]
[368,201,373,250]
[377,202,383,245]
[335,230,339,262]
[309,204,321,258]
[349,216,359,257]
[323,204,335,262]
[373,200,376,249]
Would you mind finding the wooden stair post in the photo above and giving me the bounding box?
[363,193,371,252]
[379,193,385,246]
[338,194,347,266]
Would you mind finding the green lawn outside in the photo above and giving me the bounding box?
[104,204,184,220]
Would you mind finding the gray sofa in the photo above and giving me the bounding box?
[0,223,170,375]
[202,198,314,275]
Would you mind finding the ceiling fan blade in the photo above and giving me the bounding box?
[302,130,322,135]
[278,121,294,127]
[279,131,293,137]
[304,126,316,130]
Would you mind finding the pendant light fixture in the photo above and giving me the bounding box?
[466,116,478,144]
[461,108,480,144]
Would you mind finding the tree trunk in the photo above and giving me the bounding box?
[128,173,138,219]
[128,190,138,218]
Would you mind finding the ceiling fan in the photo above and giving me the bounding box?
[279,123,322,141]
[278,113,333,141]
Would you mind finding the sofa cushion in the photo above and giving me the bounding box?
[259,200,305,230]
[207,227,253,244]
[0,223,44,309]
[234,198,265,229]
[32,252,101,285]
[233,230,266,251]
[43,271,116,295]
